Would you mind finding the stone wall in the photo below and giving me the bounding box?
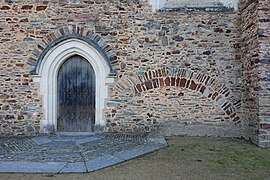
[0,2,45,135]
[239,0,260,144]
[240,0,270,147]
[257,0,270,147]
[104,7,243,137]
[0,0,244,138]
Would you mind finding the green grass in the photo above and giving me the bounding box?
[165,136,270,178]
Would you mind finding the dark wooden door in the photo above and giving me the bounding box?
[57,55,95,132]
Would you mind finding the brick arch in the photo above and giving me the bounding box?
[115,67,241,122]
[27,25,118,75]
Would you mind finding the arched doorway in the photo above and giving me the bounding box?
[57,55,95,132]
[32,38,115,133]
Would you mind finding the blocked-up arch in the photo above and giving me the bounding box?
[115,67,241,122]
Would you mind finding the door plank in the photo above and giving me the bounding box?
[57,55,95,132]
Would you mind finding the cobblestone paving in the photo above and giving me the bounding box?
[0,133,167,173]
[105,134,147,143]
[0,134,148,162]
[0,137,37,155]
[80,139,146,161]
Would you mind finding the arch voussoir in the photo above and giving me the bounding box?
[116,67,241,123]
[28,25,118,75]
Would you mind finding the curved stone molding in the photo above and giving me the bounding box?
[33,38,115,133]
[115,67,241,122]
[28,25,118,75]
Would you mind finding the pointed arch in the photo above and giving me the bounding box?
[31,31,115,133]
[28,25,118,76]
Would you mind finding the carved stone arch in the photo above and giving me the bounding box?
[31,25,116,133]
[28,25,118,76]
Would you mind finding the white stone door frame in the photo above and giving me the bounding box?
[33,38,114,133]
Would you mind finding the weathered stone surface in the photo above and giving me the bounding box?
[0,0,268,147]
[239,0,270,147]
[0,162,66,173]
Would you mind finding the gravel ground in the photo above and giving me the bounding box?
[1,136,270,180]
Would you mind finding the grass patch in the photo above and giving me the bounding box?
[165,136,270,177]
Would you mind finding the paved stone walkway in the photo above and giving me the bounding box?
[0,133,167,173]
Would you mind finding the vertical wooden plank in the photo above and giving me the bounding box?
[57,55,95,132]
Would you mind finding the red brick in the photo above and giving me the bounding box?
[69,13,97,21]
[21,5,33,10]
[189,80,197,90]
[135,84,142,93]
[0,6,10,10]
[179,78,186,87]
[59,28,65,36]
[261,124,270,130]
[171,77,176,86]
[159,78,164,87]
[165,77,170,86]
[176,77,180,86]
[36,6,47,11]
[145,81,153,90]
[233,117,240,122]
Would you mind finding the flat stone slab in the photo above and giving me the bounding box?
[113,143,167,160]
[76,134,105,145]
[86,155,125,172]
[60,162,87,173]
[0,134,167,173]
[56,132,95,136]
[32,136,52,145]
[0,161,66,173]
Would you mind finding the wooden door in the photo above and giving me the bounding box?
[57,55,95,132]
